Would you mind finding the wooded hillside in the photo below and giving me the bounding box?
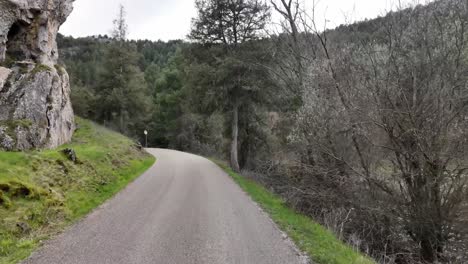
[58,1,468,262]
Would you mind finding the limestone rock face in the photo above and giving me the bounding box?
[0,0,75,150]
[0,0,74,65]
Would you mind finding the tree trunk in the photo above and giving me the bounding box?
[230,102,241,172]
[420,234,437,263]
[120,108,124,133]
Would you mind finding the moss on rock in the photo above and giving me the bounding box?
[54,64,66,76]
[0,119,33,142]
[31,64,53,75]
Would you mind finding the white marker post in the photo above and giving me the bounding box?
[144,130,148,148]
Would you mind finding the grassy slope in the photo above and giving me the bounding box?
[212,159,375,264]
[0,118,155,264]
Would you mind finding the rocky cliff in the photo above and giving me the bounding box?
[0,0,75,150]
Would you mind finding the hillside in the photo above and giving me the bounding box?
[56,34,184,145]
[0,118,155,264]
[49,0,468,262]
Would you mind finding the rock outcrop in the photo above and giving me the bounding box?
[0,0,75,150]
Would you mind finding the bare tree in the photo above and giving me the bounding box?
[270,0,303,84]
[112,4,128,42]
[271,0,468,262]
[356,2,468,261]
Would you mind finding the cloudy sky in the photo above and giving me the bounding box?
[60,0,425,41]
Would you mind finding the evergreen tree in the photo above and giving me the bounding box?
[190,0,270,172]
[96,5,152,136]
[112,5,128,42]
[148,50,185,147]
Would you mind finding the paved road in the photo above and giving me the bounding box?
[24,149,308,264]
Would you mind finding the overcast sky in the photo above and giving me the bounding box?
[60,0,426,41]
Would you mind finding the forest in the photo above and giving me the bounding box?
[57,0,468,263]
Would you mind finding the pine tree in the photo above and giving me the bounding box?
[190,0,270,172]
[96,5,152,135]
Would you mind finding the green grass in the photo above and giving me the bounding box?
[212,159,376,264]
[0,117,155,264]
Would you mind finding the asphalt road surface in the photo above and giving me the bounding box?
[24,149,308,264]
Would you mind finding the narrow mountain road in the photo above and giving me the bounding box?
[24,149,308,264]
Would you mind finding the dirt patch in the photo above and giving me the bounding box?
[0,182,11,192]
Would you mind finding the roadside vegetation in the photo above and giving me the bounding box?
[213,159,374,264]
[58,0,468,262]
[0,117,155,264]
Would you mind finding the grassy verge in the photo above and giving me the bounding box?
[0,117,155,264]
[212,159,375,264]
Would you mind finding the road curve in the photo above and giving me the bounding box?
[24,149,307,264]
